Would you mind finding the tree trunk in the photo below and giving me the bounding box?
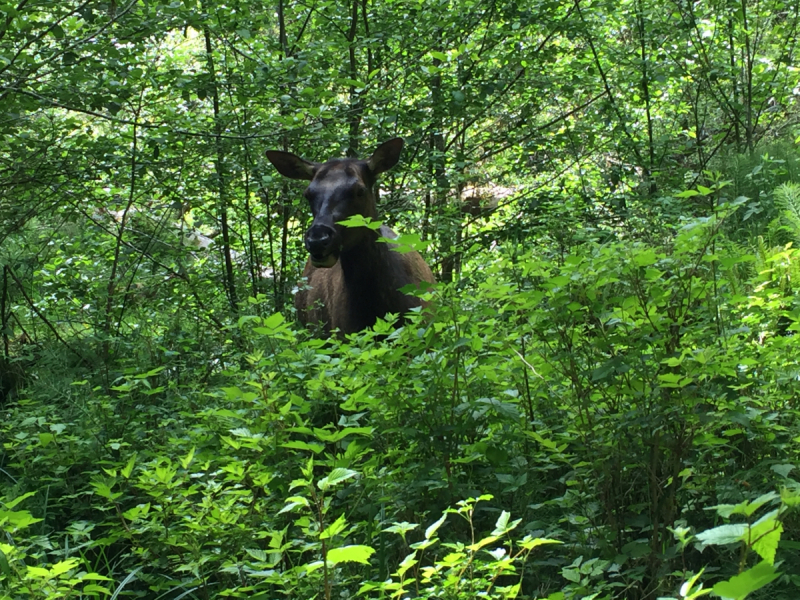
[203,19,239,313]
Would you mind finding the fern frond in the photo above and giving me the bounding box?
[774,183,800,244]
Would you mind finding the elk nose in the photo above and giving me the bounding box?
[305,225,335,255]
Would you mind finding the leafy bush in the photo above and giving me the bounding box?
[4,186,800,598]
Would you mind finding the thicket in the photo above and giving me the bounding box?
[2,0,800,598]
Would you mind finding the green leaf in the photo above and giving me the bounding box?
[220,435,241,450]
[711,561,779,599]
[3,492,36,510]
[122,503,150,521]
[520,537,563,551]
[246,548,267,561]
[337,215,382,230]
[281,441,324,454]
[261,312,285,330]
[278,496,310,514]
[468,535,499,551]
[313,426,372,442]
[384,521,418,538]
[380,233,430,253]
[781,487,800,507]
[50,558,79,577]
[25,565,51,578]
[425,513,447,540]
[771,464,794,478]
[0,507,41,531]
[91,481,121,501]
[78,573,112,581]
[743,493,778,517]
[121,453,137,478]
[492,510,522,536]
[318,468,358,490]
[395,551,418,577]
[678,569,711,598]
[180,447,195,470]
[633,249,657,266]
[657,373,693,388]
[320,514,347,540]
[326,544,375,565]
[750,512,782,564]
[696,524,746,546]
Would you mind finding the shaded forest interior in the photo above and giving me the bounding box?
[1,0,800,598]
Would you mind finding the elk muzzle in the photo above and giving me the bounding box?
[305,223,340,268]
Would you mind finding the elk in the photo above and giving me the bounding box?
[266,138,435,335]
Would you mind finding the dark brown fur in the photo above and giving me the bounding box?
[266,138,435,335]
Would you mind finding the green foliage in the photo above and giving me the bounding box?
[3,0,800,598]
[772,183,800,245]
[661,488,800,600]
[367,495,561,599]
[0,491,112,598]
[4,192,800,597]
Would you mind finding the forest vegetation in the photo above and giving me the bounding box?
[1,0,800,598]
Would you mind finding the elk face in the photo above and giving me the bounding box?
[266,138,404,268]
[301,162,376,267]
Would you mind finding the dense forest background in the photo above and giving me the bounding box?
[2,0,800,598]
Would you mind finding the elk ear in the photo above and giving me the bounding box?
[367,138,404,175]
[266,150,317,180]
